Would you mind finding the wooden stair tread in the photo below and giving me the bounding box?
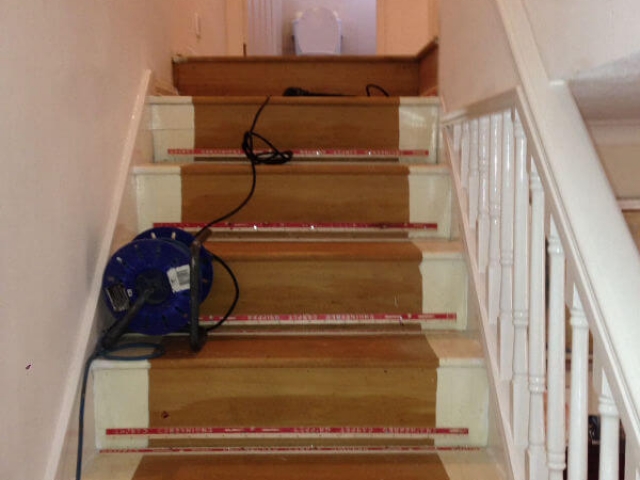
[171,54,426,97]
[181,162,419,175]
[152,333,439,369]
[87,451,451,480]
[84,449,504,480]
[136,452,450,480]
[204,239,461,261]
[191,97,400,150]
[174,54,420,63]
[179,162,447,226]
[191,95,400,106]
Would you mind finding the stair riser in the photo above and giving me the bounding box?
[172,57,421,97]
[134,164,452,237]
[149,97,439,163]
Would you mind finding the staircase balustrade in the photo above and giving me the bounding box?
[442,87,640,480]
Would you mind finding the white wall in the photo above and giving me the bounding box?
[589,122,640,199]
[169,0,232,56]
[377,0,438,56]
[281,0,377,55]
[522,0,640,80]
[439,0,519,112]
[0,2,176,479]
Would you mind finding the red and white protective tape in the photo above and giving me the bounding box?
[106,426,468,439]
[167,148,430,158]
[100,445,478,455]
[153,221,438,232]
[199,313,456,325]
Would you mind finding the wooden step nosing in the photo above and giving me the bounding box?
[165,147,432,159]
[173,55,420,64]
[204,240,427,261]
[181,162,412,176]
[190,96,401,107]
[106,426,469,439]
[99,445,481,456]
[199,313,456,325]
[155,221,438,233]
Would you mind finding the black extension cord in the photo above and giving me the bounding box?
[282,83,390,97]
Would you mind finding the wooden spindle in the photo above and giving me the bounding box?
[499,109,515,381]
[527,161,548,479]
[478,116,490,274]
[567,288,589,480]
[453,123,462,159]
[468,119,480,232]
[511,110,530,447]
[487,113,503,326]
[598,373,620,480]
[546,219,567,480]
[461,122,470,192]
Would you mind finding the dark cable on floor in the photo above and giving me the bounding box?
[366,83,390,97]
[194,96,292,239]
[76,340,165,480]
[205,252,240,332]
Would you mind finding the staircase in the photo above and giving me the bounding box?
[81,57,505,480]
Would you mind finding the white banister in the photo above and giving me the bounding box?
[488,113,503,326]
[511,109,529,449]
[468,119,480,231]
[442,80,640,480]
[527,161,547,479]
[567,287,589,480]
[478,116,491,275]
[498,109,514,382]
[461,122,470,192]
[598,373,620,480]
[546,219,567,480]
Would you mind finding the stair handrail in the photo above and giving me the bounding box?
[440,1,640,478]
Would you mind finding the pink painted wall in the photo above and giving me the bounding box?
[439,0,519,112]
[377,0,438,56]
[0,2,175,479]
[169,0,230,56]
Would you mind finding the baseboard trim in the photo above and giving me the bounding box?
[45,69,153,480]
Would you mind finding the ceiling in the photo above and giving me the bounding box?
[570,51,640,122]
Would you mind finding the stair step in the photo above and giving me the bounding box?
[83,448,504,480]
[93,332,487,451]
[134,163,452,236]
[199,313,456,330]
[199,239,467,327]
[172,55,422,97]
[155,222,438,241]
[165,147,430,161]
[148,96,439,162]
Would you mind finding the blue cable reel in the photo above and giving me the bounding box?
[101,227,213,350]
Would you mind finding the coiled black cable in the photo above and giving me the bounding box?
[194,96,292,239]
[76,341,165,480]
